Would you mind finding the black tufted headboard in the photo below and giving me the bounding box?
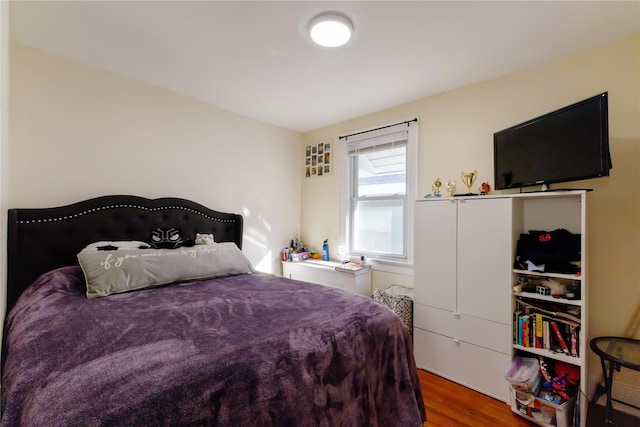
[6,195,243,313]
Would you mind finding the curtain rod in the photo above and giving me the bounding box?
[338,118,418,140]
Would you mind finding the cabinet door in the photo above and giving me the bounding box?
[457,198,513,325]
[414,200,457,311]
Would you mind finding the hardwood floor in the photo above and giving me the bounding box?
[419,369,640,427]
[418,369,534,427]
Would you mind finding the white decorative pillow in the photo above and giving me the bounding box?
[77,242,255,299]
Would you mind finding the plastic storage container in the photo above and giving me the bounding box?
[509,387,576,427]
[505,356,542,396]
[291,251,310,262]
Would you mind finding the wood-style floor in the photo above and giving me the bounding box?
[418,369,533,427]
[419,369,640,427]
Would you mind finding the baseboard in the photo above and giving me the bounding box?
[588,374,640,417]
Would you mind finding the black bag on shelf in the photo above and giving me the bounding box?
[515,229,581,273]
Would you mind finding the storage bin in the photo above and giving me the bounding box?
[373,285,413,333]
[505,356,541,395]
[509,387,575,427]
[291,252,310,262]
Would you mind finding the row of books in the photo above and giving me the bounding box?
[514,312,579,357]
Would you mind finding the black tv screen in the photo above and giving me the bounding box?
[494,92,610,190]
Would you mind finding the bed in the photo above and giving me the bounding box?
[1,195,426,427]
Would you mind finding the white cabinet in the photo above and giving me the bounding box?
[413,191,589,426]
[414,197,517,402]
[282,260,372,297]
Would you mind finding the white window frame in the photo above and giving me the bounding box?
[339,120,418,275]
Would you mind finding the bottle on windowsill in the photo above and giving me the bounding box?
[322,239,329,261]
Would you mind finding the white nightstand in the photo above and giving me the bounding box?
[282,260,372,297]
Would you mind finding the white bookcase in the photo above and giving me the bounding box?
[413,191,588,427]
[508,191,588,427]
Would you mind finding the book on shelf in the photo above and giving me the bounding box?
[530,315,535,347]
[513,312,579,357]
[335,262,370,272]
[516,314,522,345]
[520,315,529,347]
[513,309,523,345]
[543,320,551,350]
[535,314,544,349]
[570,325,578,357]
[551,321,570,355]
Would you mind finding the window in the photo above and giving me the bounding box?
[340,120,418,273]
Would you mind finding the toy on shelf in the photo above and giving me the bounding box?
[539,359,579,403]
[480,181,491,195]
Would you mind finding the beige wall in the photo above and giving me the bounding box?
[0,0,9,334]
[302,37,640,391]
[8,43,302,276]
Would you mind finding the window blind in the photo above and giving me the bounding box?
[346,131,408,156]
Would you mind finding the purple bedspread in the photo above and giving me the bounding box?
[1,266,426,426]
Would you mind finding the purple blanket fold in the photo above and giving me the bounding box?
[1,266,426,426]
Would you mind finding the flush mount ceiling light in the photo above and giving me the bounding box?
[309,13,353,48]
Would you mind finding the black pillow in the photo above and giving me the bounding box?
[150,228,194,249]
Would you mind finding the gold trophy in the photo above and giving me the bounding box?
[461,170,478,195]
[431,178,442,197]
[445,179,456,197]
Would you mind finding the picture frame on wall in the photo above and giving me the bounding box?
[305,141,331,177]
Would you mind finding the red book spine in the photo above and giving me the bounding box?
[551,321,569,355]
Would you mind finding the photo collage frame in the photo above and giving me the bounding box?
[305,141,331,177]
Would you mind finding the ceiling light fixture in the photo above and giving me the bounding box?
[309,13,353,48]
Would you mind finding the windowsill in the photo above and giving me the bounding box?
[367,258,414,276]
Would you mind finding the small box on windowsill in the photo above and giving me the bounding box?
[335,262,370,273]
[291,252,310,262]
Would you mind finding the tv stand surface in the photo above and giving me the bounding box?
[518,188,593,194]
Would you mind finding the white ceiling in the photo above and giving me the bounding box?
[9,1,640,133]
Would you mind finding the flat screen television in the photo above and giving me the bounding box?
[494,92,611,191]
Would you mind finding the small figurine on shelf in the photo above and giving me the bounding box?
[431,178,442,197]
[480,181,491,195]
[445,179,456,197]
[539,357,552,383]
[550,373,571,401]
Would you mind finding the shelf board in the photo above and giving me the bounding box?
[513,269,581,281]
[515,291,582,307]
[513,344,581,366]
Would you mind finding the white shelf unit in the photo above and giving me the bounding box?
[413,190,588,427]
[509,191,588,427]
